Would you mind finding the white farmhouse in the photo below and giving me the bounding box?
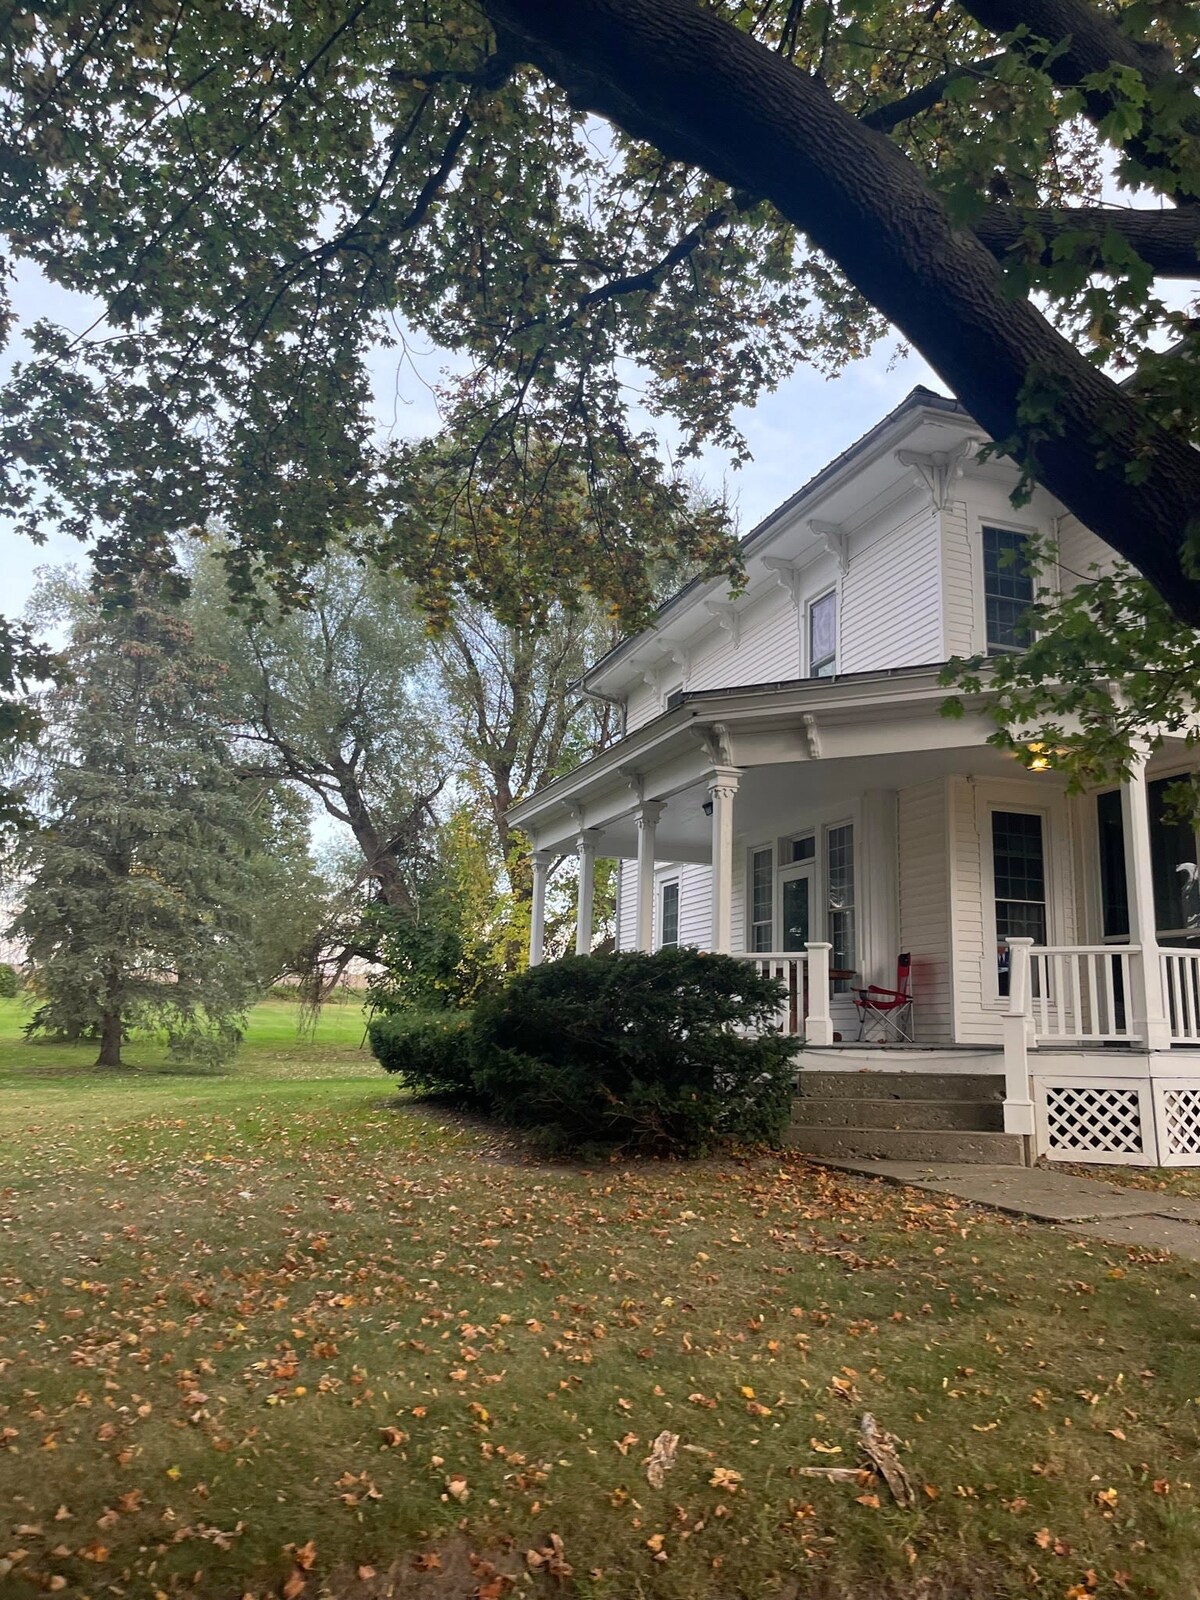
[509,386,1200,1169]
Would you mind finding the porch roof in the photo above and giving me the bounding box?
[510,661,1026,856]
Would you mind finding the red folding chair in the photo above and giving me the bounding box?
[854,954,914,1042]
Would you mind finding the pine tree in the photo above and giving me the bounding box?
[8,575,257,1067]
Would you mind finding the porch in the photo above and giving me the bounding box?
[508,667,1200,1168]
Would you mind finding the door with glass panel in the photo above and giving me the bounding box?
[779,861,816,1030]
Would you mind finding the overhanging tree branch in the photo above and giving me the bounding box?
[859,53,1006,132]
[484,0,1200,626]
[955,0,1200,191]
[974,203,1200,275]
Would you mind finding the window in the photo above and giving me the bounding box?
[659,880,680,949]
[748,847,774,952]
[826,823,855,988]
[808,591,837,677]
[1149,777,1200,938]
[787,833,815,864]
[1096,789,1130,940]
[983,525,1035,654]
[993,810,1046,992]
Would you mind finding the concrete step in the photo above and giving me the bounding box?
[792,1097,1005,1132]
[797,1070,1005,1103]
[785,1125,1025,1166]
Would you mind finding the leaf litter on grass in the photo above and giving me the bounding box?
[0,1057,1197,1600]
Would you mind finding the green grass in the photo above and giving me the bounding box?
[0,998,1198,1600]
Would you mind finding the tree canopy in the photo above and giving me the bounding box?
[2,0,1198,642]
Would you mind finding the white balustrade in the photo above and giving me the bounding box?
[1161,950,1200,1044]
[735,950,808,1035]
[1019,944,1141,1045]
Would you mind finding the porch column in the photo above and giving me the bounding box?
[635,801,664,952]
[1120,755,1173,1049]
[708,766,740,954]
[574,829,602,957]
[528,849,554,968]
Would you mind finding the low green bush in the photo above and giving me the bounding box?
[368,1010,476,1099]
[470,948,796,1156]
[0,963,19,999]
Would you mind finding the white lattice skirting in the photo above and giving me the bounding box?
[1033,1075,1200,1166]
[1152,1081,1200,1166]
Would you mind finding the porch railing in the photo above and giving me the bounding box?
[733,942,834,1043]
[1160,949,1200,1044]
[1023,944,1142,1045]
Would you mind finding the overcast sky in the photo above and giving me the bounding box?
[0,258,944,618]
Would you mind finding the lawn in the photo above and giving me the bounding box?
[0,998,1198,1600]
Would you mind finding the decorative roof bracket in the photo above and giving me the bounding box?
[704,601,740,647]
[808,519,850,575]
[895,438,982,511]
[761,557,803,606]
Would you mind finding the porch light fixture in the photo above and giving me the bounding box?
[1025,741,1052,773]
[702,798,714,816]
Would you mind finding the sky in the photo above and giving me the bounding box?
[0,258,944,618]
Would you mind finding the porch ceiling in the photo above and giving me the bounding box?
[550,740,1030,860]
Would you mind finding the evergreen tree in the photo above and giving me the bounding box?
[7,575,257,1067]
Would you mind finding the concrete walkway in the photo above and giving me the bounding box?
[815,1158,1200,1263]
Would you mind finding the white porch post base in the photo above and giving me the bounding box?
[804,941,834,1045]
[529,849,554,967]
[1001,1014,1036,1136]
[635,801,664,952]
[574,829,601,957]
[708,766,740,953]
[1002,937,1036,1138]
[1121,756,1173,1049]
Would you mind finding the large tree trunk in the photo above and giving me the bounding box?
[487,0,1200,625]
[323,755,422,915]
[96,1010,122,1068]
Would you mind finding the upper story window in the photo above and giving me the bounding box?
[659,879,680,949]
[983,525,1035,654]
[809,591,837,677]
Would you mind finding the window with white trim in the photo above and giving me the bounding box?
[659,879,680,949]
[808,590,837,677]
[748,847,774,952]
[992,808,1046,994]
[983,525,1034,654]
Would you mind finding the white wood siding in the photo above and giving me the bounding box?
[840,496,943,671]
[940,499,975,659]
[951,775,1080,1045]
[897,779,954,1043]
[688,585,801,692]
[625,680,666,734]
[1055,514,1118,588]
[617,859,636,949]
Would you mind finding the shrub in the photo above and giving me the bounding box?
[368,1010,477,1099]
[0,963,19,999]
[469,948,797,1156]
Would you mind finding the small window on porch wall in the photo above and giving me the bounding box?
[826,823,855,990]
[993,809,1047,993]
[749,847,773,952]
[659,881,680,949]
[983,526,1035,654]
[809,591,836,677]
